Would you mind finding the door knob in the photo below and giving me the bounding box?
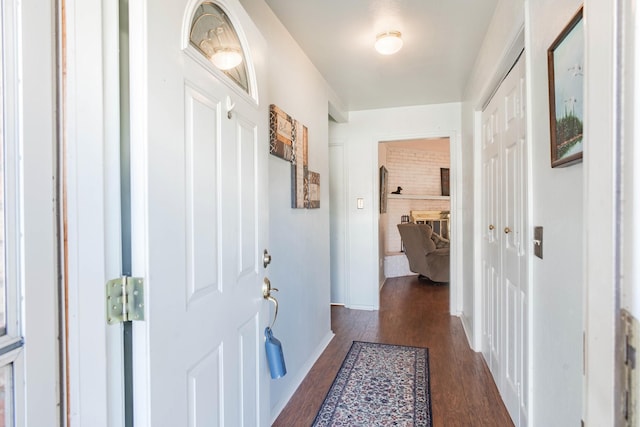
[262,277,278,298]
[263,277,279,329]
[488,224,495,230]
[263,249,272,268]
[504,227,512,234]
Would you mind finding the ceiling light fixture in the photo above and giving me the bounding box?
[199,27,244,70]
[210,48,243,70]
[375,31,403,55]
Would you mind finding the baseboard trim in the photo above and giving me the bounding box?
[345,304,378,311]
[269,330,335,424]
[460,313,479,352]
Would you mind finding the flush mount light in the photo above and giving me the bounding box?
[198,28,244,70]
[375,31,403,55]
[210,48,243,70]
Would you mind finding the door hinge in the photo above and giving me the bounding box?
[106,276,145,324]
[622,309,638,425]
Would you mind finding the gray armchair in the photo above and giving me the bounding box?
[397,223,450,283]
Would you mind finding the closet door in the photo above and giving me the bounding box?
[480,54,528,427]
[481,94,502,381]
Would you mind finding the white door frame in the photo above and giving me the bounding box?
[3,0,65,424]
[62,0,125,425]
[618,0,640,423]
[373,129,462,315]
[582,0,621,424]
[11,0,60,423]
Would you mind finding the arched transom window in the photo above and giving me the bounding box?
[189,2,249,93]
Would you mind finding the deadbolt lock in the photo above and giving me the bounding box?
[263,249,272,268]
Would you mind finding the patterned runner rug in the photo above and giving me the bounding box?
[312,341,432,427]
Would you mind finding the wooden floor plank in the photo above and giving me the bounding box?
[272,275,514,427]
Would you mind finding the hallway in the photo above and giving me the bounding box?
[273,276,514,426]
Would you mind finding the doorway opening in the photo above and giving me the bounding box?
[378,137,451,295]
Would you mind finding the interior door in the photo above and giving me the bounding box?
[500,56,527,425]
[128,1,270,426]
[481,95,501,380]
[480,54,527,427]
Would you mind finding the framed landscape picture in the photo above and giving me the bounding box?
[547,7,584,168]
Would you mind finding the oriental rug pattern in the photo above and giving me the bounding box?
[312,341,432,427]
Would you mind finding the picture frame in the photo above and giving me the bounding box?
[547,7,584,168]
[306,171,320,209]
[379,166,388,214]
[290,121,308,209]
[269,104,295,161]
[440,168,450,197]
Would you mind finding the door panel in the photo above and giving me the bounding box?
[185,85,221,299]
[504,278,520,417]
[239,315,260,427]
[490,266,500,375]
[238,117,259,277]
[520,292,529,426]
[187,347,223,427]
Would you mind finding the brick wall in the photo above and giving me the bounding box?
[383,147,450,254]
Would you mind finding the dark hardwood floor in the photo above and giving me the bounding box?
[272,275,514,427]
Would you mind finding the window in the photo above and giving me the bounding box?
[189,2,250,93]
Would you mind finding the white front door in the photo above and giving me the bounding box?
[128,1,270,425]
[480,54,528,427]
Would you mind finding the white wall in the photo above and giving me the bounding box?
[528,1,585,425]
[465,0,589,424]
[238,0,335,420]
[329,103,461,310]
[463,0,586,425]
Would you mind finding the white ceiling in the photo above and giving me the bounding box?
[264,0,498,112]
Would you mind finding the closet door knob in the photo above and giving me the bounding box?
[488,224,495,231]
[504,227,512,234]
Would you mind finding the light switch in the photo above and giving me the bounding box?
[357,198,364,209]
[533,226,543,259]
